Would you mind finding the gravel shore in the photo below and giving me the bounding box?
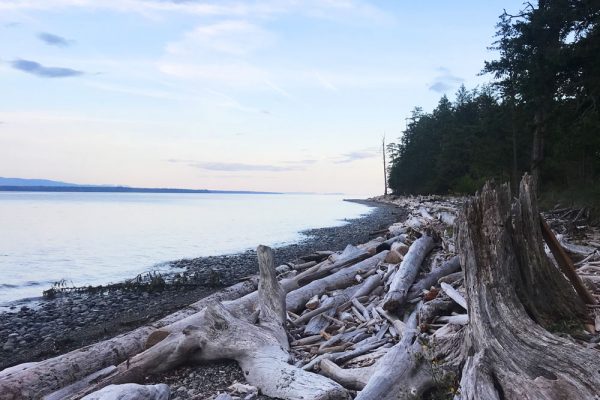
[0,199,402,398]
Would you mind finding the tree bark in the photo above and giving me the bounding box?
[456,174,600,399]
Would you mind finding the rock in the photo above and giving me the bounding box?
[228,383,258,396]
[391,242,409,255]
[2,342,15,351]
[275,265,291,274]
[384,249,403,264]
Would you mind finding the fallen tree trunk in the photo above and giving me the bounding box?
[456,175,600,399]
[382,235,435,311]
[74,246,350,400]
[540,217,596,305]
[0,279,259,400]
[406,256,461,301]
[354,309,434,400]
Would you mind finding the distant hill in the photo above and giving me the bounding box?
[0,177,79,187]
[0,177,280,194]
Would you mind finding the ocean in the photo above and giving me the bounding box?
[0,192,371,305]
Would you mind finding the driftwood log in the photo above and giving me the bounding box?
[382,234,435,311]
[0,279,259,400]
[72,246,349,400]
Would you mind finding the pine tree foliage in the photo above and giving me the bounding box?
[388,0,600,197]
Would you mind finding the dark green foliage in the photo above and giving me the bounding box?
[388,0,600,199]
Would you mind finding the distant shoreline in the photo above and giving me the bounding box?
[0,186,281,194]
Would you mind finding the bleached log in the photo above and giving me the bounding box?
[292,260,318,271]
[352,274,382,299]
[295,246,371,286]
[440,282,467,310]
[319,359,373,390]
[438,271,462,285]
[406,256,460,301]
[73,246,349,400]
[419,297,454,324]
[436,314,468,325]
[81,384,169,400]
[287,251,388,313]
[44,366,117,400]
[0,279,259,400]
[375,306,406,337]
[303,286,360,335]
[558,236,596,258]
[382,235,435,311]
[355,310,434,400]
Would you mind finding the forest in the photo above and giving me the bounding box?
[387,0,600,204]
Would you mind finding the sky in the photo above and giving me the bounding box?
[0,0,526,196]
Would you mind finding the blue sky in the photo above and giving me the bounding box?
[0,0,525,195]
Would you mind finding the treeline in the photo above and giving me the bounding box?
[388,0,600,199]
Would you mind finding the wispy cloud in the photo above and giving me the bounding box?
[11,59,83,78]
[314,71,338,91]
[37,32,72,47]
[429,68,463,93]
[168,159,304,172]
[334,148,378,164]
[284,159,318,165]
[264,79,293,99]
[166,20,272,56]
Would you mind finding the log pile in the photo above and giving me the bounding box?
[2,175,600,399]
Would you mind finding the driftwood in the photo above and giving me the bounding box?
[80,383,169,400]
[0,279,259,400]
[354,309,434,400]
[456,175,600,399]
[73,246,349,400]
[540,217,596,305]
[406,256,460,301]
[382,235,435,311]
[6,174,600,400]
[319,359,373,390]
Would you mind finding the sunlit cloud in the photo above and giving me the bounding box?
[170,159,304,172]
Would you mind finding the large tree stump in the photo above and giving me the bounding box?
[456,175,600,399]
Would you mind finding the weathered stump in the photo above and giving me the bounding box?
[456,175,600,399]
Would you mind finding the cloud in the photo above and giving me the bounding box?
[193,162,302,172]
[334,149,378,164]
[37,32,72,47]
[314,71,338,91]
[429,81,454,93]
[169,159,303,172]
[166,20,272,56]
[11,59,83,78]
[429,69,464,93]
[284,159,318,165]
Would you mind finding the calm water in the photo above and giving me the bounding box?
[0,192,371,305]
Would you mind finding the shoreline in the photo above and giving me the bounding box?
[0,199,403,371]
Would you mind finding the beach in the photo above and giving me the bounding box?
[0,200,403,380]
